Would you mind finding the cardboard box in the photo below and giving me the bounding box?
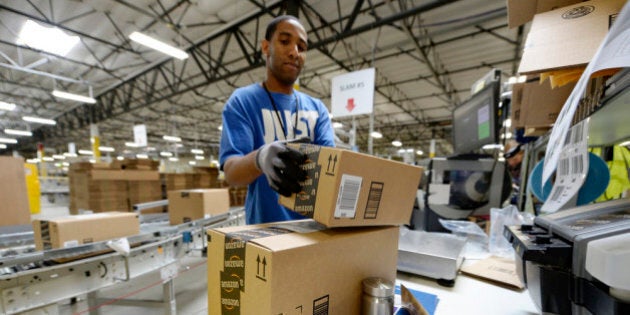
[518,0,624,74]
[167,189,230,224]
[0,157,31,227]
[279,144,423,227]
[507,0,584,28]
[32,212,139,250]
[207,220,398,315]
[511,80,576,128]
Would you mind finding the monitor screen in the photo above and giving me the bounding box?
[452,81,500,154]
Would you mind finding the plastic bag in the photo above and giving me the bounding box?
[489,205,534,257]
[438,218,489,259]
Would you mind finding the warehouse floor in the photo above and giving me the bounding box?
[34,199,211,315]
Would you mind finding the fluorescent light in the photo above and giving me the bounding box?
[17,20,79,56]
[0,101,16,111]
[52,90,96,104]
[99,146,115,152]
[0,137,18,144]
[52,154,65,160]
[392,140,402,147]
[42,157,54,162]
[26,158,40,164]
[117,156,124,161]
[63,152,78,157]
[168,157,179,162]
[619,140,630,147]
[78,149,93,155]
[370,131,383,139]
[397,149,406,154]
[195,155,204,160]
[160,151,173,157]
[136,154,149,159]
[146,147,157,151]
[416,150,424,155]
[332,122,344,129]
[482,144,504,150]
[125,142,142,147]
[188,161,197,165]
[89,159,96,163]
[129,31,189,60]
[163,135,182,142]
[4,129,32,137]
[218,126,223,131]
[191,148,204,154]
[62,162,70,166]
[0,144,6,149]
[504,119,512,128]
[22,116,57,125]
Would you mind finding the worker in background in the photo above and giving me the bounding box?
[504,140,524,205]
[219,15,335,224]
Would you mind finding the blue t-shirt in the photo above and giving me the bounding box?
[220,83,335,224]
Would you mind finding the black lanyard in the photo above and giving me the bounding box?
[262,82,299,140]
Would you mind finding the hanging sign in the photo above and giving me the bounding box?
[331,68,375,118]
[134,124,147,147]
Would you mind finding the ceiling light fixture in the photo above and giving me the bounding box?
[23,116,56,125]
[370,131,383,139]
[160,151,173,157]
[168,157,179,162]
[0,101,16,111]
[17,20,79,56]
[136,154,149,159]
[4,129,32,137]
[125,142,142,147]
[129,31,189,60]
[195,155,204,160]
[52,90,97,104]
[332,122,344,129]
[163,135,182,142]
[0,137,18,144]
[78,149,93,155]
[191,148,204,155]
[392,140,402,147]
[188,161,197,166]
[0,144,6,149]
[99,146,115,152]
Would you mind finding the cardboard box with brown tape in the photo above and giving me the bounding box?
[32,212,139,251]
[0,157,31,227]
[207,220,398,315]
[518,0,624,74]
[167,188,230,225]
[280,144,423,227]
[511,80,576,129]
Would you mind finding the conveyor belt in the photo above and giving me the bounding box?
[0,207,245,315]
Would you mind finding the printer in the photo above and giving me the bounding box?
[505,199,630,314]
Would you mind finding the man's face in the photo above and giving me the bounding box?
[262,20,308,86]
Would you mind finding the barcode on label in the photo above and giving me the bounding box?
[550,185,566,202]
[559,157,570,176]
[364,182,384,219]
[334,174,362,218]
[572,155,584,174]
[572,122,584,144]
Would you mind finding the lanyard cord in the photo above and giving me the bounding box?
[262,82,299,140]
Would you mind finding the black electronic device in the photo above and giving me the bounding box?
[411,155,510,232]
[452,80,501,155]
[505,199,630,315]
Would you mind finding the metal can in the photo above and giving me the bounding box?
[362,277,394,315]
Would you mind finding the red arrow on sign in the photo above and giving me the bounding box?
[346,98,355,112]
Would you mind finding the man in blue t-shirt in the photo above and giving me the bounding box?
[219,15,335,224]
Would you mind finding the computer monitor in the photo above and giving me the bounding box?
[452,81,501,155]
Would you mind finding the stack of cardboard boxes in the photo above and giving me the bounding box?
[0,157,31,227]
[507,0,625,136]
[68,160,161,214]
[207,144,423,314]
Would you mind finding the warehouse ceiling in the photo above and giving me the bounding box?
[0,0,525,159]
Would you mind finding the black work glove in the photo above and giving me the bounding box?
[255,138,310,197]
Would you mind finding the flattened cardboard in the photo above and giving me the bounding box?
[280,144,423,227]
[507,0,584,28]
[207,220,399,315]
[0,157,31,227]
[167,189,230,225]
[461,256,525,289]
[518,0,624,74]
[32,212,139,251]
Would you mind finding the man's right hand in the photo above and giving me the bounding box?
[255,140,308,197]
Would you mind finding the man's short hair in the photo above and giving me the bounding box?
[265,15,301,40]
